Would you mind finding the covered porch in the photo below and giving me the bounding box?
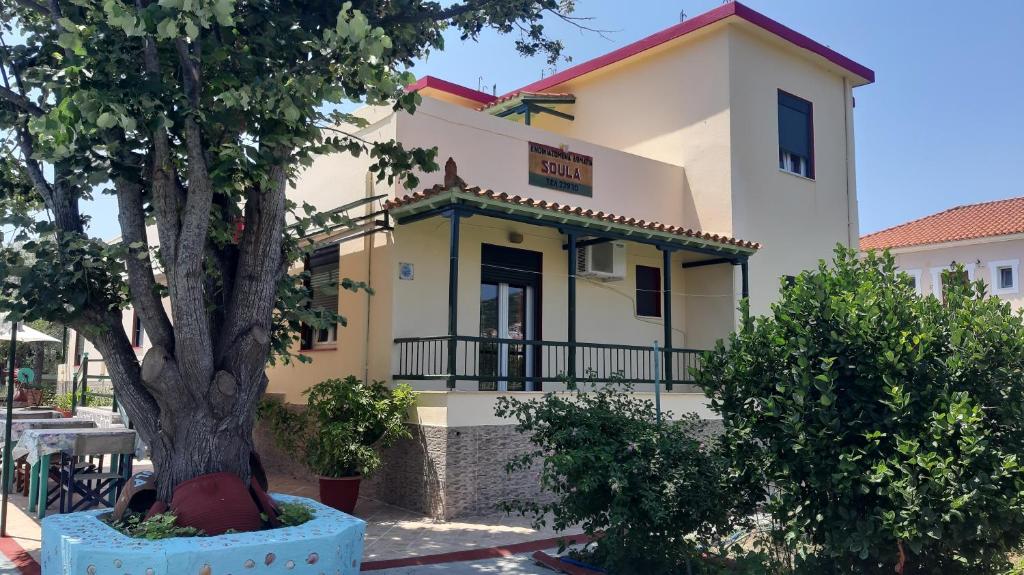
[385,185,760,392]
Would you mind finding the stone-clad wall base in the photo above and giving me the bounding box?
[363,424,548,520]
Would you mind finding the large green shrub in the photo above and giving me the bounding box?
[495,381,751,574]
[260,376,416,478]
[696,247,1024,574]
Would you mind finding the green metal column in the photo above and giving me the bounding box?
[567,233,577,383]
[79,354,90,408]
[2,319,19,536]
[447,211,461,389]
[741,258,750,299]
[662,249,673,391]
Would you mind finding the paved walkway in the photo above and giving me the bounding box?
[0,465,579,574]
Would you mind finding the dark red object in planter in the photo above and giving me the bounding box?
[170,472,263,535]
[318,475,361,513]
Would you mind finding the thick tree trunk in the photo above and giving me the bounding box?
[85,314,270,503]
[148,398,258,503]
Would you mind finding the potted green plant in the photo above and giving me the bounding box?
[54,392,75,417]
[261,376,416,513]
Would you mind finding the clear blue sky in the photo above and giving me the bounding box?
[82,0,1024,239]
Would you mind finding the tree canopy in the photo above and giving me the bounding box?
[0,0,580,500]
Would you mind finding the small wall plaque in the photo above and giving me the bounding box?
[399,262,414,280]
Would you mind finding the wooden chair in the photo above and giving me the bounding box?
[58,432,135,513]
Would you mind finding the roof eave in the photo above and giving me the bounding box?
[509,1,873,96]
[388,188,759,257]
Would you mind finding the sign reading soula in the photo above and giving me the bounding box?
[528,142,593,197]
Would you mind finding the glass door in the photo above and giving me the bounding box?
[480,282,534,391]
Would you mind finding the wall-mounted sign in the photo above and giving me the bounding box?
[528,142,593,197]
[398,262,414,280]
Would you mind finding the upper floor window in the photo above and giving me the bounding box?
[636,265,662,318]
[131,312,145,348]
[301,244,340,350]
[989,259,1019,296]
[778,90,814,179]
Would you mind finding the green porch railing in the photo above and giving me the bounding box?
[393,335,705,390]
[70,355,117,414]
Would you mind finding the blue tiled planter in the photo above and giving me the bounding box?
[40,494,365,575]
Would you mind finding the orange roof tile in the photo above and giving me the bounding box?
[386,185,760,252]
[860,197,1024,251]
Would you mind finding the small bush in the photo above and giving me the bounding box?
[696,247,1024,574]
[495,380,750,574]
[109,512,203,540]
[259,376,416,478]
[275,501,315,527]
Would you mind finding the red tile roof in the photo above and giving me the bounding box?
[860,197,1024,251]
[387,185,760,251]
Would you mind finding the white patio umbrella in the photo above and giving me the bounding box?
[0,313,62,536]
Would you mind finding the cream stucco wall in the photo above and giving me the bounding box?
[520,22,862,316]
[397,98,690,226]
[528,26,733,237]
[726,26,858,316]
[884,236,1024,309]
[410,390,718,427]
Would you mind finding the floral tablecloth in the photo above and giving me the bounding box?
[0,418,96,443]
[13,427,142,466]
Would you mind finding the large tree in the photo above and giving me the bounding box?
[0,0,578,503]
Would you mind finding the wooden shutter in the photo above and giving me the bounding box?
[309,245,340,313]
[778,91,812,158]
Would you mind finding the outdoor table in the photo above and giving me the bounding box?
[0,419,98,492]
[14,427,140,518]
[4,409,63,420]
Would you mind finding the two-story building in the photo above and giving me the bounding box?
[62,2,874,518]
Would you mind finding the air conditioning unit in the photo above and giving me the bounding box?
[576,241,626,281]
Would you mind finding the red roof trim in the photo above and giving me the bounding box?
[405,76,497,105]
[512,1,874,96]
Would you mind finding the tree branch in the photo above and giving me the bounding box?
[0,86,43,116]
[9,0,49,17]
[169,35,216,390]
[113,174,176,351]
[218,160,288,382]
[74,311,162,454]
[134,23,183,271]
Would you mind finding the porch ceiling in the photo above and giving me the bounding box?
[386,186,760,258]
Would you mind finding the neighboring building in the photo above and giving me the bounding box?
[860,197,1024,307]
[62,2,874,519]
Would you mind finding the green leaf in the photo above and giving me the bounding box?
[96,112,117,129]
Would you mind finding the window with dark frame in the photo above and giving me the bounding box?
[999,266,1015,290]
[131,312,145,348]
[778,90,814,178]
[635,265,662,318]
[301,244,341,350]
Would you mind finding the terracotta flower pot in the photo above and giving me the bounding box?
[318,475,361,514]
